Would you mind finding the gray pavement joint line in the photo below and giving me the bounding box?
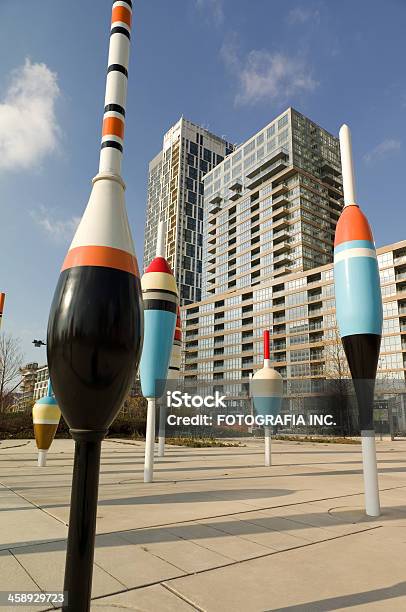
[93,560,128,590]
[161,582,206,612]
[0,441,31,451]
[0,480,69,528]
[8,548,44,593]
[136,543,192,573]
[75,525,384,609]
[162,527,244,562]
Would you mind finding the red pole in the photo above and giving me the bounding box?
[263,330,270,360]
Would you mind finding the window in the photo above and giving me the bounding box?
[278,114,288,129]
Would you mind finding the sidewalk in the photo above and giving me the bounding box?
[0,437,405,611]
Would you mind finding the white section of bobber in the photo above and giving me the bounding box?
[251,366,283,396]
[339,124,357,208]
[38,449,48,467]
[68,175,136,255]
[361,431,381,517]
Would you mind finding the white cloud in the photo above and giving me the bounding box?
[0,59,60,171]
[195,0,224,26]
[363,139,401,164]
[287,6,320,25]
[31,206,80,244]
[221,42,318,106]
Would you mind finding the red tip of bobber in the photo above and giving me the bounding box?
[146,257,173,275]
[263,330,270,360]
[334,206,374,247]
[0,293,5,313]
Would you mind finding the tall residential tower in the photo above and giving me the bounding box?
[202,108,343,298]
[143,118,234,305]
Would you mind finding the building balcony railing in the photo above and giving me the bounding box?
[273,228,289,241]
[272,182,288,196]
[246,154,289,189]
[394,256,406,266]
[308,293,322,302]
[273,240,290,254]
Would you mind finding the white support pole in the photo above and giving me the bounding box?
[144,399,156,483]
[361,430,380,517]
[264,426,271,467]
[339,124,357,207]
[157,404,166,457]
[38,449,48,467]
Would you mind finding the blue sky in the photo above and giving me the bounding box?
[1,0,405,364]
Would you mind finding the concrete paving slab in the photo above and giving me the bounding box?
[164,527,406,611]
[94,533,186,588]
[119,527,234,573]
[92,584,197,611]
[12,540,125,598]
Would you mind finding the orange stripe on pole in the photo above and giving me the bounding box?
[62,246,140,277]
[112,6,132,28]
[102,116,125,139]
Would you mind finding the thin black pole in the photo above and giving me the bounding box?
[63,430,106,612]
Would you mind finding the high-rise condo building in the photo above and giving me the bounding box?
[202,108,343,298]
[143,118,234,305]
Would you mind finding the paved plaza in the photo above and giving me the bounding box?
[0,437,405,611]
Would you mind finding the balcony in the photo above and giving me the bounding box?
[272,193,289,208]
[272,183,288,196]
[246,152,289,189]
[209,192,222,205]
[321,160,340,175]
[273,240,290,254]
[274,252,291,265]
[229,191,241,201]
[273,228,289,241]
[272,206,288,221]
[273,342,286,351]
[229,180,243,191]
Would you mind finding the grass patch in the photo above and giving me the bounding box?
[274,434,360,444]
[165,437,245,448]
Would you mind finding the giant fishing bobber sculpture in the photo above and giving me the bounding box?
[47,1,143,609]
[32,380,61,467]
[0,293,5,330]
[158,306,182,457]
[334,124,383,517]
[251,330,283,466]
[140,221,178,481]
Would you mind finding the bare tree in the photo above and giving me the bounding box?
[323,325,353,435]
[323,325,350,380]
[0,333,23,412]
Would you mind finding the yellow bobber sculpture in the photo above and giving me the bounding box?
[32,380,61,467]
